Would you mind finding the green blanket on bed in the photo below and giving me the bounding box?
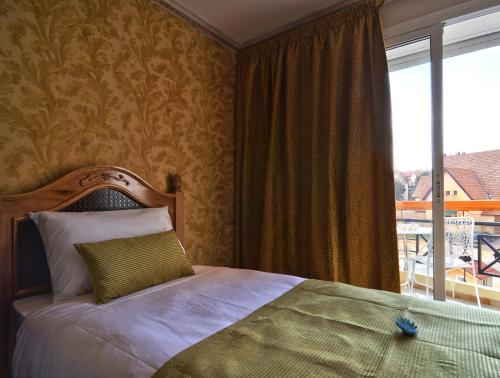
[153,280,500,377]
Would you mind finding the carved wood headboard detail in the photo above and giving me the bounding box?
[0,166,183,368]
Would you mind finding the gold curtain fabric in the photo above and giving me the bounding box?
[234,0,399,292]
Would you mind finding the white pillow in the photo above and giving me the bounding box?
[30,207,173,301]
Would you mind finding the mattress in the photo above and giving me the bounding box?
[12,265,305,378]
[12,293,53,324]
[9,292,54,367]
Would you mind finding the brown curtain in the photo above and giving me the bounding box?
[234,0,399,292]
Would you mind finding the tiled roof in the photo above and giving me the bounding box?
[412,175,431,199]
[395,170,425,184]
[446,167,486,200]
[445,149,500,199]
[409,149,500,200]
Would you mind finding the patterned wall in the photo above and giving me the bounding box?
[0,0,236,266]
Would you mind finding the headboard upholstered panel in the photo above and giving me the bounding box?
[0,166,183,367]
[15,220,49,296]
[62,188,145,212]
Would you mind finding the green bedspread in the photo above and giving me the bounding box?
[153,280,500,377]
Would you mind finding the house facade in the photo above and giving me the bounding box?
[411,149,500,234]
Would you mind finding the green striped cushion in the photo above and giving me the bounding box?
[74,231,194,304]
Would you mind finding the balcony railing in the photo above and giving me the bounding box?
[396,201,500,277]
[396,200,500,211]
[395,200,500,308]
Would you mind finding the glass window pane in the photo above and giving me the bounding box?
[387,39,434,300]
[443,9,500,309]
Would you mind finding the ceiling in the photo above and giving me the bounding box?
[157,0,500,49]
[159,0,356,48]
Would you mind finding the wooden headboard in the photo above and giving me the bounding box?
[0,166,183,369]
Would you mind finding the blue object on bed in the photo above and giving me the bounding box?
[395,317,418,336]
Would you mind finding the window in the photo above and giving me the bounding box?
[388,7,500,309]
[388,38,433,300]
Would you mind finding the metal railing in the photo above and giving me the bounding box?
[396,200,500,277]
[397,217,500,277]
[477,234,500,277]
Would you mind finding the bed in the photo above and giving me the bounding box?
[1,166,500,377]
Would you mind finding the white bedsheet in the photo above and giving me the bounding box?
[13,266,304,378]
[13,293,53,323]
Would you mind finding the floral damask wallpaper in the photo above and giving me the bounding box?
[0,0,236,266]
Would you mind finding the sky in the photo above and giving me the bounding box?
[389,43,500,171]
